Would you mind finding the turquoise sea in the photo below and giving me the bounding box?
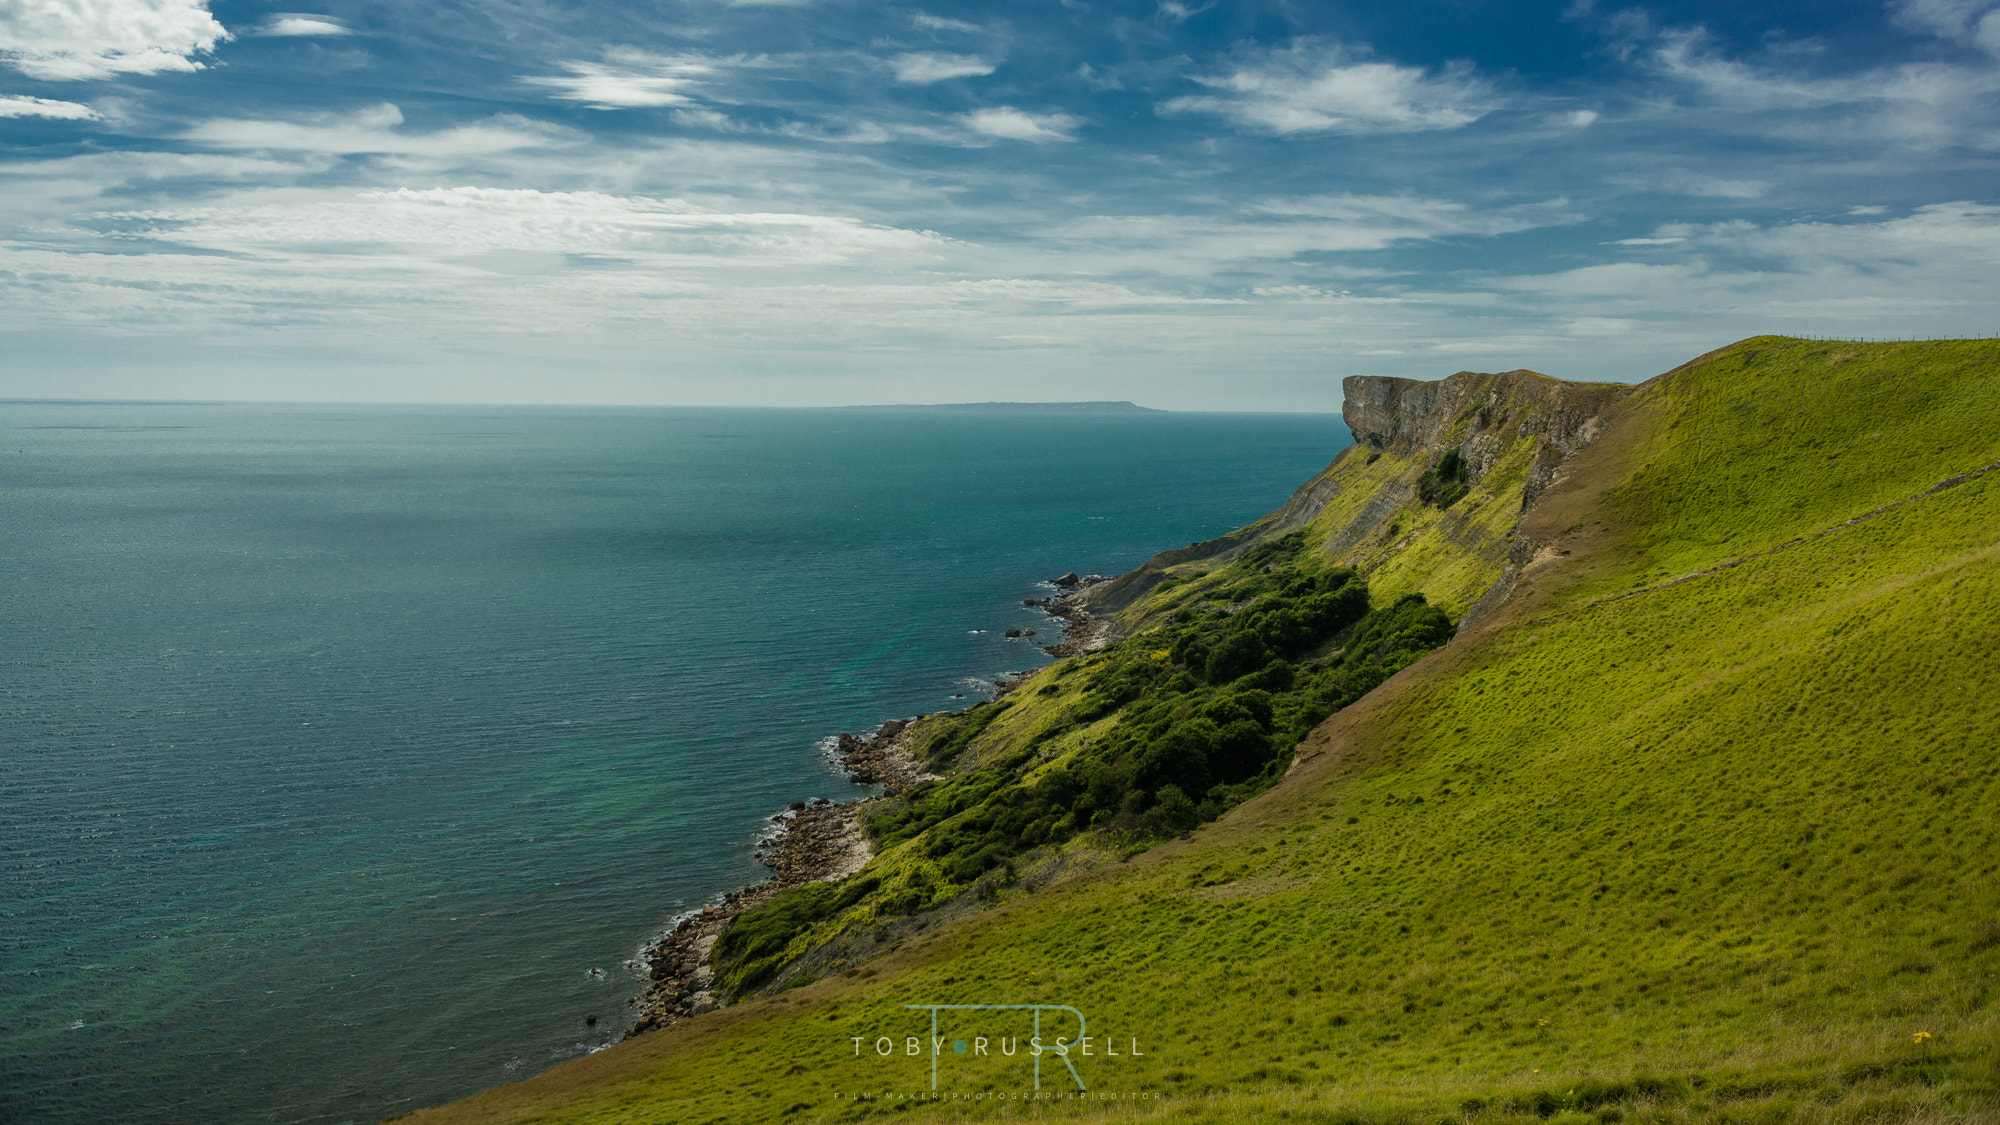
[0,402,1350,1123]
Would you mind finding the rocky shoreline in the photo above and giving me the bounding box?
[623,575,1105,1038]
[1028,575,1112,658]
[624,721,935,1037]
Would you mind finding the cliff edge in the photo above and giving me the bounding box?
[1085,367,1630,633]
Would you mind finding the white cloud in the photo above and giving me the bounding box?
[1159,1,1214,22]
[123,186,952,265]
[1734,201,2000,261]
[0,0,228,80]
[1569,108,1598,127]
[889,52,993,83]
[1160,39,1495,135]
[184,103,574,155]
[1246,193,1575,240]
[1008,194,1579,282]
[962,106,1078,142]
[0,92,97,118]
[1890,0,2000,54]
[1500,205,2000,331]
[1637,22,2000,143]
[912,12,981,33]
[524,48,731,110]
[1610,170,1770,199]
[257,13,351,37]
[1077,61,1122,91]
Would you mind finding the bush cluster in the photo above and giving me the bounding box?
[1416,447,1471,508]
[711,876,880,994]
[863,531,1454,886]
[717,532,1455,992]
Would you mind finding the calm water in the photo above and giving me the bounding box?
[0,402,1349,1123]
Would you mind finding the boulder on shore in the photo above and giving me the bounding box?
[1051,572,1080,587]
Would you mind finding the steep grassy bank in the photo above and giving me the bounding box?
[708,531,1458,1001]
[405,338,2000,1125]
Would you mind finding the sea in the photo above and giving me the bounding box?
[0,401,1350,1123]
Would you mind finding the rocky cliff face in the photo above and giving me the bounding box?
[1342,370,1620,512]
[1085,367,1631,631]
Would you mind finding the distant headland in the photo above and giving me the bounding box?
[837,400,1165,413]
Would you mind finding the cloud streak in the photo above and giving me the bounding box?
[1161,39,1495,135]
[256,13,353,38]
[889,52,994,83]
[962,106,1078,142]
[183,103,574,155]
[0,92,98,118]
[524,48,739,109]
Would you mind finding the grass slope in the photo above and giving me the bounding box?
[714,533,1456,998]
[405,338,2000,1125]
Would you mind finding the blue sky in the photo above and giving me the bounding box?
[1,0,1997,408]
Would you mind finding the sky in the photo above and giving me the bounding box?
[1,0,1997,409]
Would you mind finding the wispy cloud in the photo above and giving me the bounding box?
[1889,0,2000,53]
[0,0,229,80]
[912,12,981,34]
[0,93,100,119]
[1160,39,1496,135]
[1158,2,1216,23]
[889,52,994,83]
[256,13,353,38]
[1608,170,1770,199]
[524,48,738,110]
[183,103,573,155]
[1499,205,2000,334]
[962,106,1078,142]
[122,186,950,264]
[1584,9,2000,145]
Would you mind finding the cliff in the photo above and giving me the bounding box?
[1085,368,1630,632]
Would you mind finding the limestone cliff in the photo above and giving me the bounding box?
[1085,368,1631,632]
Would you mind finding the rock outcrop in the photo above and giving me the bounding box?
[1342,370,1621,512]
[1083,368,1632,631]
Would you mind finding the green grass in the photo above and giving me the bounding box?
[404,338,2000,1125]
[719,532,1458,989]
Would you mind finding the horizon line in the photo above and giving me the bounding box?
[0,396,1345,417]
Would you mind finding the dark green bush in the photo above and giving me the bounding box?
[823,538,1458,916]
[1416,448,1471,508]
[1205,632,1269,682]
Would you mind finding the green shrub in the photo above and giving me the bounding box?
[1416,447,1471,508]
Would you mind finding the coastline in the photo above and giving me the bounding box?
[623,581,1106,1038]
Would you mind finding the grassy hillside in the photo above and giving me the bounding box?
[708,531,1459,1001]
[405,338,2000,1125]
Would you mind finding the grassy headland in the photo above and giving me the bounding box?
[404,337,2000,1125]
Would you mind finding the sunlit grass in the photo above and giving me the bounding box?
[403,338,2000,1125]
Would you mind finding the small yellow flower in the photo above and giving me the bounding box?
[1914,1031,1933,1044]
[1537,1018,1549,1027]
